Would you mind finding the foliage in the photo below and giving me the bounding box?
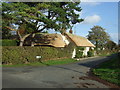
[75,51,83,58]
[87,51,94,57]
[87,48,94,57]
[2,46,74,65]
[2,2,83,46]
[98,49,119,56]
[77,47,85,50]
[93,54,120,86]
[97,49,111,56]
[87,26,110,51]
[2,25,12,39]
[75,47,85,58]
[105,40,117,50]
[0,39,18,46]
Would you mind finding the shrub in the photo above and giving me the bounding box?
[2,46,73,65]
[87,51,94,57]
[75,47,85,58]
[75,51,83,58]
[77,47,85,50]
[97,49,113,56]
[1,39,18,46]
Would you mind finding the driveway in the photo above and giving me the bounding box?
[2,56,113,88]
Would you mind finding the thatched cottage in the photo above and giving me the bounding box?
[24,33,95,58]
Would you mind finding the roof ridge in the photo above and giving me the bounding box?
[65,32,87,39]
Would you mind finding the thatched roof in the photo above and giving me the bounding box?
[33,33,66,47]
[33,33,95,47]
[65,33,95,47]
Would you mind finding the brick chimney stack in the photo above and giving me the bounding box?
[69,29,73,34]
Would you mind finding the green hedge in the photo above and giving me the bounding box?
[2,46,73,65]
[75,51,83,58]
[87,47,94,57]
[0,39,18,46]
[75,47,85,58]
[87,51,94,57]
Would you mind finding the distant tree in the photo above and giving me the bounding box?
[87,26,110,51]
[105,40,117,50]
[2,2,83,46]
[119,40,120,47]
[118,40,120,52]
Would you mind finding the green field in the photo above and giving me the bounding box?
[93,54,120,86]
[2,58,78,67]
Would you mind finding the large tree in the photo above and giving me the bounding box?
[87,26,110,51]
[2,2,83,46]
[2,20,12,39]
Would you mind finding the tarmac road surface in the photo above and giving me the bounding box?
[2,56,113,88]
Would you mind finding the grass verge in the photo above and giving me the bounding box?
[1,58,78,67]
[93,55,120,86]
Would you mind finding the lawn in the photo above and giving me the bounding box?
[93,54,120,86]
[1,58,78,67]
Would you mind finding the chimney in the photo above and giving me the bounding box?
[69,29,73,34]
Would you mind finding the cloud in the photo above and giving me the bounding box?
[82,14,101,24]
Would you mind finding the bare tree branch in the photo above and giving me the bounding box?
[4,26,17,31]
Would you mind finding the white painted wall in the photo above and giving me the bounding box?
[83,47,90,56]
[72,48,76,58]
[60,34,76,58]
[60,34,70,45]
[91,47,94,50]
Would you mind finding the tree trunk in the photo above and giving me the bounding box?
[18,33,31,46]
[31,33,35,47]
[17,29,31,46]
[19,40,24,46]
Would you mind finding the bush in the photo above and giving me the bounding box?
[87,51,94,57]
[2,46,73,65]
[97,49,113,56]
[75,51,83,58]
[76,47,85,50]
[1,39,18,46]
[75,47,85,58]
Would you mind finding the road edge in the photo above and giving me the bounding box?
[87,56,120,89]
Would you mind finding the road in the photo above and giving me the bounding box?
[2,56,113,88]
